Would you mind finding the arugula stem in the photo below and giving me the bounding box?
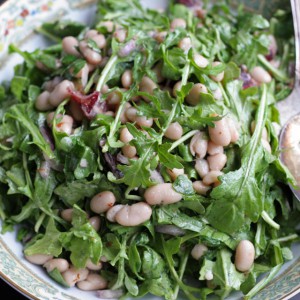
[218,82,231,109]
[23,153,33,192]
[96,54,118,92]
[261,210,280,230]
[125,187,142,200]
[173,250,189,299]
[272,234,298,243]
[244,264,282,300]
[84,69,99,94]
[258,54,289,83]
[34,212,46,232]
[169,130,198,152]
[35,27,62,43]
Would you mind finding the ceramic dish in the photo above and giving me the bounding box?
[0,0,299,299]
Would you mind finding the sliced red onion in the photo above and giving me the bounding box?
[96,289,124,299]
[103,152,123,179]
[155,225,186,236]
[40,125,55,151]
[240,71,258,89]
[118,40,136,57]
[150,169,164,184]
[116,152,129,165]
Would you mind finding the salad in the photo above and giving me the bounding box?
[0,0,299,299]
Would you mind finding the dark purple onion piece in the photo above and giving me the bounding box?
[40,125,55,151]
[240,71,257,89]
[103,152,123,179]
[116,152,129,165]
[155,225,186,236]
[118,40,136,57]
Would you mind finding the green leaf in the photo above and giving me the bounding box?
[158,143,183,169]
[11,76,30,101]
[173,175,194,195]
[48,268,70,287]
[125,273,139,296]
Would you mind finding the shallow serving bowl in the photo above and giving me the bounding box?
[0,0,299,299]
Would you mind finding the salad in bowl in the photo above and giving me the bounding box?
[0,0,299,299]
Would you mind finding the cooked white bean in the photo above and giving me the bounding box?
[164,122,183,140]
[186,83,208,106]
[113,29,127,43]
[77,273,108,291]
[227,117,240,143]
[121,70,133,89]
[213,87,223,101]
[154,31,168,43]
[122,144,137,158]
[189,131,208,158]
[25,254,53,265]
[126,107,153,128]
[98,21,114,32]
[120,102,132,124]
[120,127,133,143]
[79,41,102,65]
[62,267,89,287]
[191,244,208,260]
[115,202,152,226]
[208,117,231,146]
[89,216,101,231]
[46,113,74,135]
[207,141,224,156]
[43,77,63,92]
[203,171,223,185]
[86,259,102,271]
[172,81,182,97]
[193,53,209,68]
[144,183,182,205]
[192,181,211,195]
[61,208,73,222]
[107,90,122,108]
[84,29,98,39]
[48,80,74,107]
[139,76,157,102]
[167,168,184,181]
[35,91,54,111]
[250,66,272,83]
[90,34,106,49]
[62,36,80,57]
[235,240,255,272]
[178,37,192,53]
[195,158,209,178]
[90,191,116,214]
[106,205,125,223]
[210,61,224,82]
[171,18,187,29]
[207,153,227,171]
[43,258,69,273]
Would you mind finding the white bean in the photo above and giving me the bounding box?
[106,205,125,223]
[193,53,209,68]
[68,101,85,122]
[25,254,53,265]
[122,144,137,158]
[46,113,74,135]
[195,159,209,178]
[79,41,102,65]
[192,181,211,195]
[203,171,223,186]
[120,103,132,124]
[38,160,51,179]
[90,191,116,214]
[173,81,182,97]
[120,127,133,143]
[126,107,153,128]
[99,21,114,32]
[152,63,164,83]
[62,36,80,57]
[171,18,187,29]
[48,80,74,107]
[84,29,98,39]
[35,91,54,111]
[43,258,69,273]
[235,240,255,272]
[167,168,184,181]
[90,34,106,49]
[144,183,182,205]
[61,208,73,222]
[89,216,101,231]
[178,37,192,53]
[113,29,127,43]
[107,90,122,108]
[62,267,89,287]
[207,153,227,171]
[139,76,157,102]
[207,141,224,156]
[164,122,183,140]
[208,117,231,146]
[227,117,240,143]
[250,66,272,83]
[189,131,208,158]
[186,83,208,106]
[154,31,168,43]
[121,70,133,89]
[86,259,102,271]
[210,61,224,82]
[213,87,223,101]
[191,244,208,260]
[77,273,108,291]
[261,138,272,153]
[115,202,152,226]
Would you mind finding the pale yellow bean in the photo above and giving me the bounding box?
[195,158,209,178]
[35,91,54,111]
[207,141,224,156]
[193,53,209,68]
[209,61,224,82]
[62,267,89,287]
[189,131,208,158]
[207,153,227,171]
[186,83,208,106]
[77,273,108,291]
[106,205,125,223]
[90,191,116,214]
[43,258,69,273]
[171,18,187,29]
[208,117,231,146]
[235,240,255,272]
[121,70,133,89]
[139,76,157,102]
[191,244,208,260]
[164,122,183,140]
[203,171,223,185]
[192,181,211,195]
[250,66,272,83]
